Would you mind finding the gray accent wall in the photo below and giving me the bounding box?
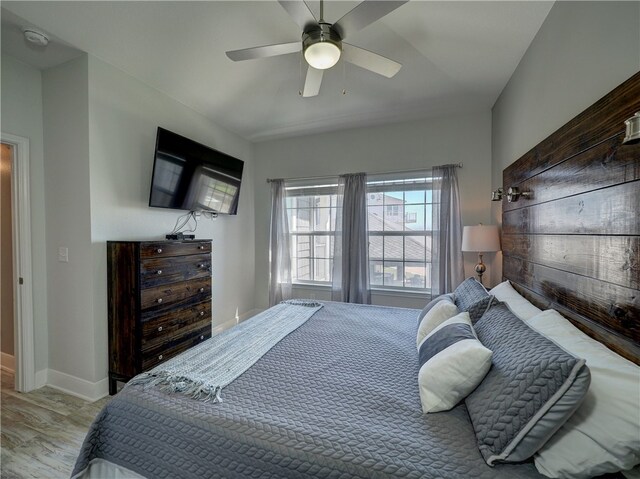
[490,1,640,285]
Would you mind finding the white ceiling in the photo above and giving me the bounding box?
[1,1,553,142]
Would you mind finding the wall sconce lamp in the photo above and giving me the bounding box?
[461,224,501,285]
[506,186,532,203]
[491,186,532,202]
[623,112,640,145]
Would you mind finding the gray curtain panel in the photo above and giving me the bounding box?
[332,173,371,304]
[431,165,464,295]
[268,179,292,307]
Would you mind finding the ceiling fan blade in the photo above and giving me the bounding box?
[226,42,301,61]
[302,66,323,97]
[333,0,409,40]
[278,0,318,33]
[342,43,401,78]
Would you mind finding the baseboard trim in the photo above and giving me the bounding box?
[212,317,239,335]
[35,369,47,389]
[238,308,262,322]
[211,309,262,336]
[46,368,108,402]
[1,352,15,373]
[38,309,264,402]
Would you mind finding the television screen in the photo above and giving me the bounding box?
[149,127,244,215]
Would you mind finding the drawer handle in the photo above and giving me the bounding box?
[157,298,163,304]
[157,326,163,332]
[197,264,205,269]
[199,311,205,317]
[158,354,163,360]
[200,335,204,340]
[198,245,205,250]
[156,248,163,254]
[156,270,162,275]
[199,288,205,293]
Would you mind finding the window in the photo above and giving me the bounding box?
[286,185,337,284]
[285,174,433,291]
[367,176,433,290]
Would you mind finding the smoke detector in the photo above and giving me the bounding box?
[22,27,49,47]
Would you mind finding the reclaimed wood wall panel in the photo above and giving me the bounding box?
[501,235,640,290]
[510,282,640,362]
[502,180,640,236]
[503,256,639,340]
[503,138,640,213]
[501,72,640,364]
[503,71,640,186]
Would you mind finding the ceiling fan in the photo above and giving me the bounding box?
[225,0,408,97]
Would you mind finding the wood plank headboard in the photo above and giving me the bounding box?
[501,71,640,365]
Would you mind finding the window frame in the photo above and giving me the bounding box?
[285,173,434,293]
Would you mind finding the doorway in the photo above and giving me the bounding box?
[1,144,15,384]
[1,133,35,392]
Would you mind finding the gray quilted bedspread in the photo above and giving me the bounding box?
[73,302,542,479]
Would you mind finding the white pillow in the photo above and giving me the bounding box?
[489,280,542,321]
[527,309,640,478]
[416,300,458,348]
[417,312,493,413]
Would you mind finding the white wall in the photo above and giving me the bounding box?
[88,56,256,384]
[490,1,640,285]
[254,112,493,310]
[33,53,257,398]
[1,55,49,374]
[42,55,95,385]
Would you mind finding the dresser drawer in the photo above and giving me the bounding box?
[141,301,211,346]
[140,254,211,288]
[141,324,211,371]
[142,316,211,353]
[140,277,211,312]
[140,241,210,259]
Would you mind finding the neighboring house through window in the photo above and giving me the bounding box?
[285,173,433,292]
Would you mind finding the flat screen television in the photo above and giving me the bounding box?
[149,127,244,215]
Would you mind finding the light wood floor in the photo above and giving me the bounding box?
[1,369,110,478]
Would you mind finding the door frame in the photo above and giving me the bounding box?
[2,132,35,392]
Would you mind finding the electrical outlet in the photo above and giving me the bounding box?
[58,247,69,263]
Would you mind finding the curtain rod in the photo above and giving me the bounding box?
[266,163,463,183]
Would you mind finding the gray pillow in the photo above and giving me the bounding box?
[465,303,590,465]
[453,278,489,312]
[467,296,499,323]
[417,293,455,325]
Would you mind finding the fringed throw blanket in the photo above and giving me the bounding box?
[128,300,323,402]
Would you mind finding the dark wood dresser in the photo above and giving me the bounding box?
[107,239,212,394]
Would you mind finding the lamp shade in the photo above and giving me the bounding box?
[461,224,501,252]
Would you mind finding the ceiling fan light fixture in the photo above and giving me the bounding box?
[302,24,342,70]
[304,42,341,70]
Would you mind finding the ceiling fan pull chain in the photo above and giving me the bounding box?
[342,58,347,95]
[298,49,303,96]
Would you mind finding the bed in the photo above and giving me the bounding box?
[73,301,545,478]
[73,72,639,478]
